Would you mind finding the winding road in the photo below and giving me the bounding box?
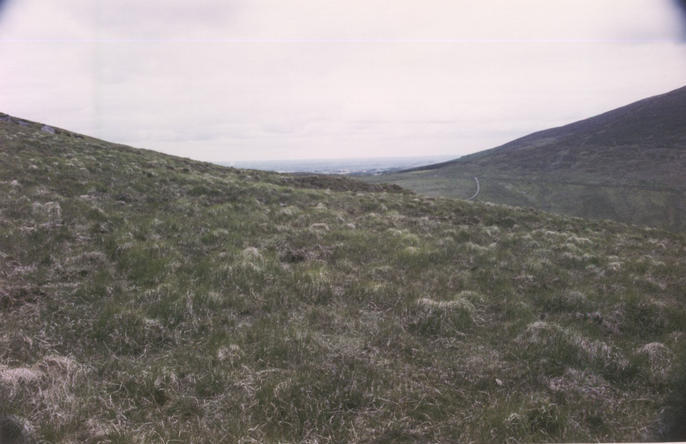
[467,176,480,201]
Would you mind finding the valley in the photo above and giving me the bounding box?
[363,86,686,232]
[1,113,686,442]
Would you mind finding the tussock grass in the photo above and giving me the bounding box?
[1,114,686,442]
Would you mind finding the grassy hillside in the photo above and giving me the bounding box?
[363,86,686,231]
[2,113,686,442]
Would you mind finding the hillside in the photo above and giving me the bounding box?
[364,86,686,231]
[2,113,686,442]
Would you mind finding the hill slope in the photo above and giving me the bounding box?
[364,86,686,231]
[2,113,686,442]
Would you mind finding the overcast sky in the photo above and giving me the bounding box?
[1,1,685,161]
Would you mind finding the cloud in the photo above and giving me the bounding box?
[0,0,685,161]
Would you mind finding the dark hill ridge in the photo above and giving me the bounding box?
[456,85,686,185]
[367,86,686,231]
[2,112,686,442]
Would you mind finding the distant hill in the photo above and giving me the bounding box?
[2,113,686,442]
[365,86,686,231]
[222,155,455,175]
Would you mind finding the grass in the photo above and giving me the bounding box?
[363,167,686,232]
[1,113,686,442]
[361,86,686,232]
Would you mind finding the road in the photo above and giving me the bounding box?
[467,176,480,200]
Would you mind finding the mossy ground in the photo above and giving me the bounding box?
[1,115,686,442]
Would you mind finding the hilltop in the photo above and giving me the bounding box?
[1,113,686,442]
[364,86,686,231]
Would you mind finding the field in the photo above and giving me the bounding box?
[2,114,686,442]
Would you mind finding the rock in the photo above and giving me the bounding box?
[40,125,55,134]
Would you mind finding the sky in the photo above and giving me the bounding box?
[0,1,685,162]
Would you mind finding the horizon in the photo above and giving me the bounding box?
[225,153,457,163]
[1,0,686,162]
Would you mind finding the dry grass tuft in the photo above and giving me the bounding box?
[1,115,685,442]
[636,342,674,382]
